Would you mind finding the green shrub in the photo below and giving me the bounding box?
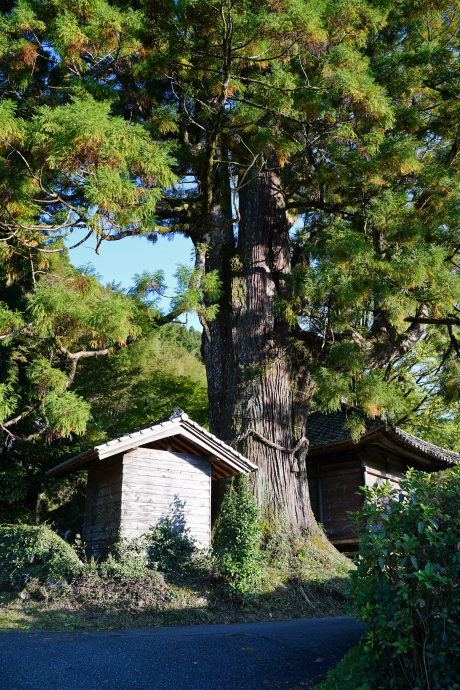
[143,519,196,572]
[212,477,262,596]
[0,523,83,590]
[350,467,460,690]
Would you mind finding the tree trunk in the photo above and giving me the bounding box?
[204,164,317,530]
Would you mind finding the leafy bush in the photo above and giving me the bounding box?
[212,477,262,595]
[350,467,460,690]
[0,524,83,590]
[143,520,196,572]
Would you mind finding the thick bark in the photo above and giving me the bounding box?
[204,165,316,530]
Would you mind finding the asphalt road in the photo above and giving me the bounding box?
[0,616,365,690]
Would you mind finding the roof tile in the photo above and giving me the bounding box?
[306,406,459,465]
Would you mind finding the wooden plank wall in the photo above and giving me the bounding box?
[121,448,212,548]
[363,451,406,487]
[83,454,123,555]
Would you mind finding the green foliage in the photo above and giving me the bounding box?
[314,641,390,690]
[0,301,23,337]
[74,329,208,445]
[171,264,222,322]
[157,323,202,357]
[0,524,83,590]
[378,329,460,452]
[143,520,196,573]
[0,383,18,424]
[0,90,176,256]
[43,390,91,438]
[0,248,157,445]
[350,467,460,690]
[212,477,262,596]
[29,94,176,232]
[28,274,142,346]
[0,461,29,503]
[342,413,368,443]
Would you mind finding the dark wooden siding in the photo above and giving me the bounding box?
[308,455,363,545]
[308,447,411,547]
[121,448,212,547]
[83,454,123,555]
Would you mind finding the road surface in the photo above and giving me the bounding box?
[0,616,365,689]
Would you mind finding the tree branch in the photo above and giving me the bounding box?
[0,323,33,340]
[404,316,460,326]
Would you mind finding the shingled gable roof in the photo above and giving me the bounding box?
[47,409,258,479]
[306,406,460,466]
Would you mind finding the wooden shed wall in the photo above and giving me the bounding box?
[83,454,122,555]
[121,448,212,547]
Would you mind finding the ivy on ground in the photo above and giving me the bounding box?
[0,524,83,590]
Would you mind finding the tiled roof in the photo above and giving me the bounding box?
[306,406,459,465]
[47,409,258,478]
[390,425,460,465]
[306,407,384,447]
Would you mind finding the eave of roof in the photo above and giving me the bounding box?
[46,411,258,479]
[385,424,460,465]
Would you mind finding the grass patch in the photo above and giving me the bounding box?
[313,641,391,690]
[0,536,354,632]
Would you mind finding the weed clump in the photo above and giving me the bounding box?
[98,537,153,581]
[314,640,390,690]
[143,520,197,572]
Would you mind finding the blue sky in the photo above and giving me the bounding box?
[67,230,202,330]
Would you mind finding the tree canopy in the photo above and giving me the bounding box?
[2,0,460,526]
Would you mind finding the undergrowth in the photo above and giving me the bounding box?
[0,521,353,632]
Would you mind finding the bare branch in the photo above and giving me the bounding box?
[57,342,115,360]
[232,96,307,126]
[0,323,34,340]
[232,73,324,93]
[19,229,93,254]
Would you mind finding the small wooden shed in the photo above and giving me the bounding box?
[305,407,459,552]
[47,409,257,555]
